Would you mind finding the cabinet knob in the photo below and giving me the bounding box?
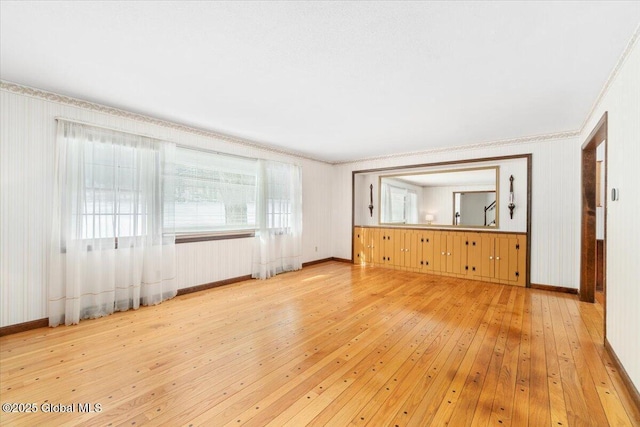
[447,252,451,256]
[496,257,500,260]
[489,256,493,260]
[441,252,445,255]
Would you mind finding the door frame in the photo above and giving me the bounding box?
[580,112,607,305]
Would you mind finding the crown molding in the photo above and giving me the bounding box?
[580,23,640,134]
[1,80,580,166]
[333,130,580,165]
[0,80,327,164]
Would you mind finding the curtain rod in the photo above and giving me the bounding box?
[55,116,170,144]
[54,116,276,163]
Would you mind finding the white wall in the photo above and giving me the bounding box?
[333,138,581,289]
[0,87,334,327]
[580,32,640,393]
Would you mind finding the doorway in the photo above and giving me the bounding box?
[580,112,607,311]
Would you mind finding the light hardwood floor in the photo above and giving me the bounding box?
[1,261,638,426]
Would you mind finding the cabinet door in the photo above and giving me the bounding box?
[353,227,364,264]
[392,229,404,267]
[382,229,395,265]
[515,235,526,286]
[407,230,420,269]
[419,231,434,272]
[495,235,511,281]
[495,235,523,283]
[432,231,444,272]
[372,228,384,264]
[445,233,454,273]
[451,232,467,275]
[466,233,481,277]
[481,234,495,279]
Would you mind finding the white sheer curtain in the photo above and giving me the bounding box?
[407,190,418,224]
[49,121,176,326]
[381,182,392,223]
[251,160,302,279]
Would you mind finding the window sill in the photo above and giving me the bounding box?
[175,231,255,244]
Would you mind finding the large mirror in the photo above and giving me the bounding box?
[379,167,499,227]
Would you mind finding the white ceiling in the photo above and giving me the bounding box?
[1,2,639,163]
[393,169,496,188]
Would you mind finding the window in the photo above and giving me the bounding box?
[59,125,170,244]
[263,161,296,230]
[80,141,144,239]
[174,147,257,234]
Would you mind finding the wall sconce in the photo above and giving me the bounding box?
[368,184,374,217]
[425,214,434,225]
[508,175,515,219]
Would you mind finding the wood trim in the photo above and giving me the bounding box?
[581,112,608,303]
[526,153,532,288]
[530,283,579,295]
[354,225,526,235]
[0,318,48,337]
[604,338,640,413]
[302,258,334,267]
[596,239,605,293]
[330,257,353,264]
[176,232,254,244]
[581,112,609,150]
[603,134,608,335]
[176,275,252,296]
[352,170,356,263]
[353,153,533,175]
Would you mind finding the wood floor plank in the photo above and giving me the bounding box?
[511,289,532,426]
[563,296,639,425]
[488,286,525,426]
[264,276,459,426]
[1,262,637,426]
[540,292,570,427]
[422,283,503,426]
[390,281,500,427]
[469,286,518,427]
[555,293,610,426]
[547,292,593,426]
[527,291,552,426]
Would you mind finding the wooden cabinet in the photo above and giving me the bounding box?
[474,232,526,286]
[375,229,394,266]
[417,230,434,273]
[354,227,365,263]
[430,231,467,276]
[354,227,527,287]
[466,232,482,277]
[395,229,420,270]
[353,227,380,265]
